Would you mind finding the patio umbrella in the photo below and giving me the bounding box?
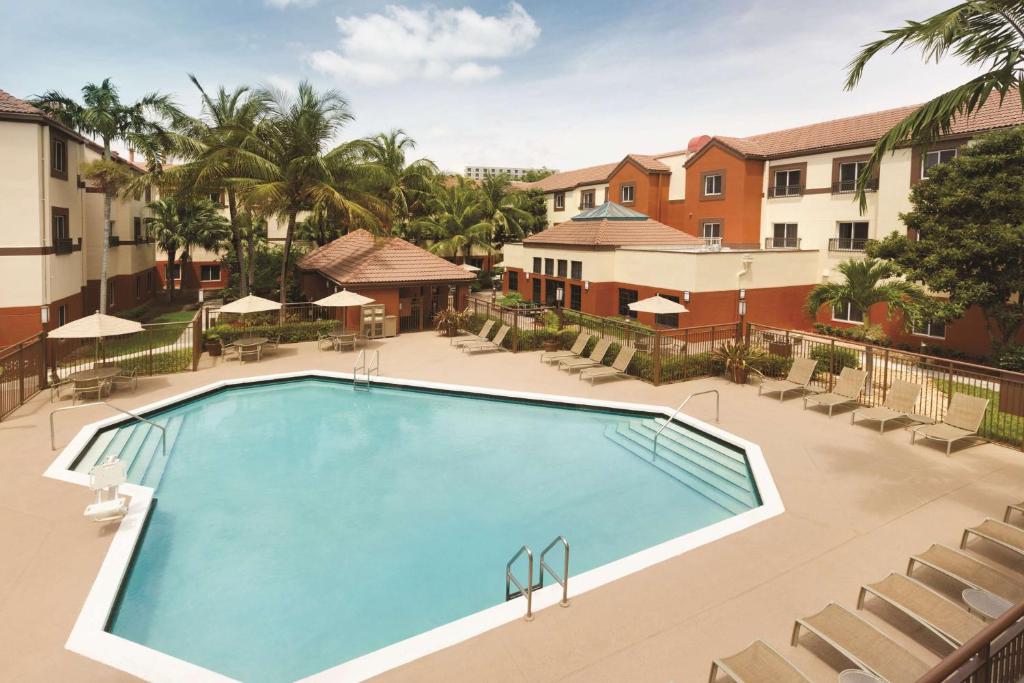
[460,263,481,272]
[47,312,145,369]
[217,294,282,328]
[628,295,689,315]
[313,289,375,331]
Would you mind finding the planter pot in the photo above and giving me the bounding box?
[206,341,222,357]
[542,340,560,352]
[729,365,748,384]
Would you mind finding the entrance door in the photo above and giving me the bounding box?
[532,277,541,304]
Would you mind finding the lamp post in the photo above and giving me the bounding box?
[556,286,565,328]
[738,288,747,342]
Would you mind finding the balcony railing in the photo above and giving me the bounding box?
[108,235,120,247]
[764,237,801,249]
[832,178,879,194]
[53,238,73,255]
[701,236,723,250]
[829,237,869,251]
[767,184,803,198]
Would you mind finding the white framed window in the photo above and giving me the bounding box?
[53,214,68,240]
[553,192,565,210]
[200,264,221,282]
[923,149,956,177]
[771,223,798,248]
[703,173,722,196]
[168,263,182,280]
[832,301,864,324]
[772,169,801,196]
[835,221,869,251]
[837,161,868,193]
[701,221,722,238]
[580,190,595,209]
[53,139,66,174]
[620,184,635,203]
[913,320,946,339]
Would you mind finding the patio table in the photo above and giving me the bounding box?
[68,367,120,383]
[233,337,268,363]
[963,588,1013,620]
[328,330,358,351]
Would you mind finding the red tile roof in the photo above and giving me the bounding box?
[623,154,670,173]
[518,162,619,192]
[297,229,477,286]
[524,217,703,248]
[0,89,45,116]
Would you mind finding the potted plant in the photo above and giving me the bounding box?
[712,342,765,384]
[432,308,470,337]
[205,331,223,357]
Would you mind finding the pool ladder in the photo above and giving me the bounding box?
[505,535,570,621]
[353,349,379,390]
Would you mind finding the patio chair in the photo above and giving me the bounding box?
[111,367,138,393]
[580,346,636,385]
[462,325,510,354]
[708,640,811,683]
[541,332,589,364]
[239,344,261,364]
[49,369,73,403]
[791,603,929,683]
[72,377,110,404]
[558,339,611,373]
[850,379,923,432]
[316,332,334,352]
[83,460,129,523]
[910,393,989,456]
[756,357,818,401]
[222,339,241,360]
[908,544,1024,604]
[961,518,1024,559]
[333,333,357,352]
[263,335,281,355]
[452,320,495,347]
[1005,502,1024,524]
[802,367,867,417]
[857,573,985,647]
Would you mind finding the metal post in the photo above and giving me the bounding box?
[653,330,662,386]
[947,361,955,407]
[882,348,890,403]
[829,339,836,392]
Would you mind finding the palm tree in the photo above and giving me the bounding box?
[845,2,1024,206]
[476,174,531,247]
[31,79,181,313]
[418,178,494,264]
[351,129,437,235]
[148,197,230,301]
[804,258,930,331]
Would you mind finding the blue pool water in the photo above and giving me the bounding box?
[81,379,759,681]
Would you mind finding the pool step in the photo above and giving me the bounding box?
[626,420,751,488]
[75,430,117,472]
[71,413,185,491]
[138,414,185,490]
[602,424,751,516]
[651,418,748,469]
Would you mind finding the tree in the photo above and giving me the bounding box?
[417,178,493,263]
[868,126,1024,347]
[31,79,181,313]
[804,257,931,336]
[351,129,437,235]
[519,188,549,235]
[520,167,556,182]
[148,197,230,300]
[845,1,1024,206]
[476,174,532,247]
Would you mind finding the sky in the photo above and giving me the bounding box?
[0,0,982,173]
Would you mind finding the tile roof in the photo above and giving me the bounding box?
[623,154,670,173]
[0,89,45,116]
[524,206,704,248]
[297,229,477,286]
[518,162,618,192]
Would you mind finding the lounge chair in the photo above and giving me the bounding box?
[1005,502,1024,524]
[451,320,494,347]
[111,367,138,393]
[580,346,636,384]
[73,377,110,404]
[462,325,510,353]
[541,332,589,364]
[858,573,985,647]
[83,460,129,523]
[791,603,930,683]
[558,338,611,373]
[911,393,989,455]
[708,640,811,683]
[961,518,1024,559]
[850,379,924,432]
[908,544,1024,604]
[802,367,867,417]
[757,357,818,401]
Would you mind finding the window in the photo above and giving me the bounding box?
[655,294,681,328]
[620,183,635,203]
[545,279,563,306]
[209,191,222,204]
[544,258,554,276]
[618,288,639,318]
[580,190,595,209]
[108,279,115,307]
[553,192,565,211]
[557,259,567,277]
[570,260,582,280]
[771,223,798,248]
[701,221,722,241]
[135,276,141,299]
[144,186,152,203]
[832,301,864,324]
[508,270,519,291]
[703,173,723,197]
[772,169,801,196]
[57,304,66,327]
[532,257,541,274]
[923,149,957,177]
[200,264,221,282]
[913,320,947,339]
[133,217,143,242]
[570,284,582,311]
[532,276,541,302]
[52,211,69,241]
[167,263,182,280]
[835,221,869,250]
[51,136,67,180]
[836,161,867,193]
[146,271,153,291]
[52,207,71,253]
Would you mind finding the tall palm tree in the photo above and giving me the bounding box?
[351,129,437,235]
[148,197,230,301]
[845,2,1024,206]
[476,174,531,247]
[418,178,494,263]
[804,258,930,330]
[31,79,181,313]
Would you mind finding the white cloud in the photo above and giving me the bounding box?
[307,2,540,85]
[265,0,317,8]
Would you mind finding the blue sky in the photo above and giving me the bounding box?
[0,0,979,171]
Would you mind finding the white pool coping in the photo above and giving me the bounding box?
[45,370,785,683]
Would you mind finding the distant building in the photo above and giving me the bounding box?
[464,166,552,181]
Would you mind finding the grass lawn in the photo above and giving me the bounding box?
[938,380,1023,447]
[59,308,197,365]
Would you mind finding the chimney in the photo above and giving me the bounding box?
[128,148,135,163]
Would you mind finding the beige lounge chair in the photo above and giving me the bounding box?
[802,367,866,416]
[580,346,636,384]
[1005,502,1024,524]
[908,544,1024,604]
[911,393,989,455]
[962,518,1024,559]
[791,603,929,683]
[708,640,811,683]
[558,338,611,373]
[451,320,494,347]
[462,325,510,353]
[757,357,818,401]
[858,573,985,647]
[850,380,924,432]
[541,332,589,364]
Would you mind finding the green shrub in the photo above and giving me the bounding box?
[754,354,795,378]
[809,344,861,375]
[995,346,1024,372]
[119,349,192,375]
[208,320,337,345]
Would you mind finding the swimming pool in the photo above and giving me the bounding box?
[51,372,782,682]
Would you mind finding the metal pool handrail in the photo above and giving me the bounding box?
[540,535,571,608]
[505,545,536,621]
[353,349,380,389]
[50,401,166,463]
[652,389,720,460]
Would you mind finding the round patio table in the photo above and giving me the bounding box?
[963,588,1013,620]
[68,367,120,382]
[233,337,268,362]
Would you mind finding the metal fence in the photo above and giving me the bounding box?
[204,301,330,330]
[747,323,1024,450]
[0,334,46,420]
[917,599,1024,683]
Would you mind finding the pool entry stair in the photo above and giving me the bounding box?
[505,535,571,621]
[72,414,187,490]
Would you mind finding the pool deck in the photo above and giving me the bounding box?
[2,331,1023,682]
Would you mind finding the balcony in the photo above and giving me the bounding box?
[767,184,803,198]
[832,178,879,194]
[764,237,801,249]
[829,237,869,252]
[702,236,723,250]
[53,238,73,255]
[108,235,121,247]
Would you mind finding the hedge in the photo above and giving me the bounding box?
[809,344,861,375]
[207,321,337,345]
[118,349,192,375]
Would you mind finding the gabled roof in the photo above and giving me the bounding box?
[523,202,703,248]
[0,88,87,143]
[297,229,477,287]
[518,152,671,193]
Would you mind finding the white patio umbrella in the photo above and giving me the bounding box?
[313,289,375,331]
[218,295,282,315]
[460,263,481,272]
[47,312,145,369]
[628,295,689,315]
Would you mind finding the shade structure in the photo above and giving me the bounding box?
[47,312,144,339]
[460,263,481,272]
[218,295,281,315]
[628,294,689,315]
[491,261,505,269]
[313,289,375,308]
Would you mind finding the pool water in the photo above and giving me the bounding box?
[90,379,758,681]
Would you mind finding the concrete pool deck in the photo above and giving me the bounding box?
[1,330,1023,682]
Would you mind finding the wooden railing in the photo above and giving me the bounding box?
[917,600,1024,683]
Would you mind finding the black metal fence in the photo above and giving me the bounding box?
[0,335,46,420]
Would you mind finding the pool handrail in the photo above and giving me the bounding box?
[50,401,166,463]
[539,535,571,608]
[653,389,720,461]
[505,545,536,621]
